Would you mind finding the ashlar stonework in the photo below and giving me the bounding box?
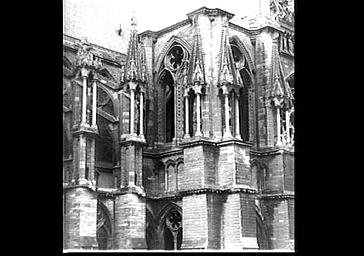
[63,3,294,251]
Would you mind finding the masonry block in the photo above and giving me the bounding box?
[217,142,252,189]
[64,187,98,249]
[113,193,147,249]
[181,194,208,249]
[260,198,290,249]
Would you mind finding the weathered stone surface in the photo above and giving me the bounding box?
[63,3,294,251]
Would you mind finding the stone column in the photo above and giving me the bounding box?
[78,134,87,185]
[81,69,88,126]
[89,139,96,186]
[235,96,241,140]
[130,83,136,135]
[285,109,290,144]
[223,86,232,138]
[91,78,97,129]
[195,87,202,137]
[276,106,282,146]
[139,91,144,139]
[184,90,190,139]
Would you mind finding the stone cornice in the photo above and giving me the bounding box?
[119,135,147,146]
[96,187,259,200]
[143,148,183,159]
[258,193,294,200]
[179,138,216,148]
[139,19,191,39]
[72,125,99,137]
[250,147,284,157]
[178,137,253,149]
[148,187,258,201]
[187,7,235,21]
[63,183,97,192]
[228,22,291,36]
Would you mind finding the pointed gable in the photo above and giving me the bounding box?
[187,15,206,86]
[217,18,239,87]
[268,37,293,108]
[122,15,148,84]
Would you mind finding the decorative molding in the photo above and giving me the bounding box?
[229,35,256,72]
[258,193,294,200]
[143,148,184,159]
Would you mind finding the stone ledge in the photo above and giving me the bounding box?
[63,183,97,192]
[146,187,258,201]
[259,193,294,200]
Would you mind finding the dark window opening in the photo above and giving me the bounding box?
[85,167,89,180]
[239,86,249,141]
[96,116,114,164]
[239,69,252,141]
[231,45,241,62]
[160,70,175,142]
[188,90,195,136]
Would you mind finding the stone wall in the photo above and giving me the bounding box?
[64,187,98,249]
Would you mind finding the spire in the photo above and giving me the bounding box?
[217,19,238,87]
[268,37,293,108]
[122,13,147,84]
[187,16,205,86]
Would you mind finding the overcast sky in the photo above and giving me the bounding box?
[63,0,259,53]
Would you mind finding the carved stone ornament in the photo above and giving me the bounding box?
[270,0,294,24]
[75,37,102,70]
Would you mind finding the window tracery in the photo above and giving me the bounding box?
[165,45,185,72]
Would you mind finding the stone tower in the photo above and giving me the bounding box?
[113,15,149,249]
[63,37,102,250]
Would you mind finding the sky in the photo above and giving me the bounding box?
[63,0,259,53]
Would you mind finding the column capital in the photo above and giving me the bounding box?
[80,67,90,78]
[193,83,202,94]
[129,81,138,91]
[183,89,190,97]
[221,84,230,95]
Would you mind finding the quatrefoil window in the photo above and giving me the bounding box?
[166,210,182,232]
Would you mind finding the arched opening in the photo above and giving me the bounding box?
[239,69,252,141]
[97,226,108,250]
[95,115,115,188]
[256,212,269,249]
[157,204,182,250]
[96,202,112,250]
[164,209,182,250]
[146,208,156,249]
[166,164,176,192]
[188,89,196,137]
[96,116,114,164]
[159,70,175,143]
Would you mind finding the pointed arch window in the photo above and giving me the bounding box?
[157,43,189,144]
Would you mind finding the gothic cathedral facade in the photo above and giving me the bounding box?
[63,3,294,251]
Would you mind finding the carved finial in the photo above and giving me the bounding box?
[75,37,101,70]
[131,12,137,28]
